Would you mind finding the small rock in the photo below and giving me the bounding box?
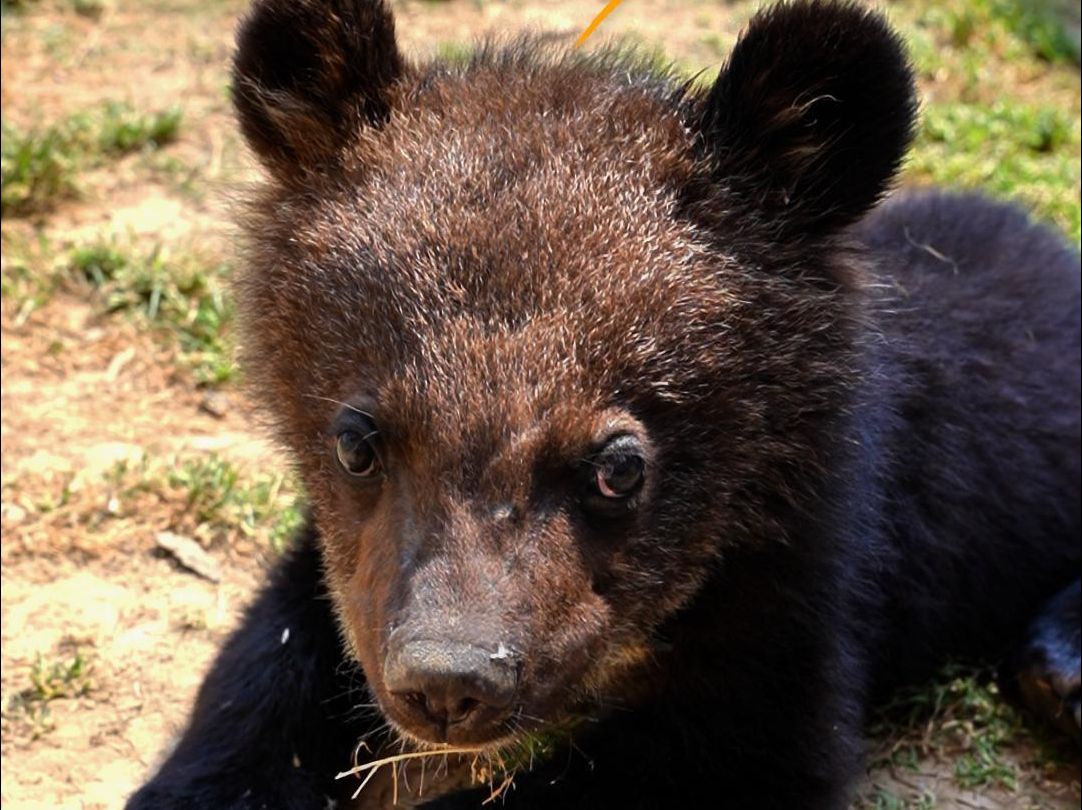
[2,502,28,524]
[198,390,231,419]
[155,531,222,583]
[105,346,136,382]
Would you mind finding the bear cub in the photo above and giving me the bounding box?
[128,1,1081,808]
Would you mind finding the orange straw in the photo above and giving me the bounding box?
[575,0,626,47]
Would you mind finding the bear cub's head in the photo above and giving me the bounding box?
[232,0,915,748]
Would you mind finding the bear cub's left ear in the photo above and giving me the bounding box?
[232,0,405,182]
[699,0,917,238]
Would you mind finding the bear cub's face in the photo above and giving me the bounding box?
[232,0,915,748]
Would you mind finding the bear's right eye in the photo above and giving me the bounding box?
[581,434,647,515]
[335,429,382,479]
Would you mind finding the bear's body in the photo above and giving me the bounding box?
[128,2,1081,808]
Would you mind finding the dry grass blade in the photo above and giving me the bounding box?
[336,745,520,803]
[481,772,516,805]
[336,746,485,801]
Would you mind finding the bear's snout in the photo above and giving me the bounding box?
[383,638,518,744]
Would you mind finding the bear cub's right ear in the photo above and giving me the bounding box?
[232,0,404,181]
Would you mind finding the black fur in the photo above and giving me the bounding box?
[699,0,917,238]
[1007,579,1082,738]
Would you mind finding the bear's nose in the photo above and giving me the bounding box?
[384,640,517,735]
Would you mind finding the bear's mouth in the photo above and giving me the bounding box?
[337,699,586,803]
[337,632,646,800]
[335,719,578,805]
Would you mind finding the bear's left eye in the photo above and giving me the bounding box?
[587,434,646,502]
[335,428,382,479]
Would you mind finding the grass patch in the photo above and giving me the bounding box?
[2,234,234,384]
[2,0,108,13]
[1,102,182,216]
[610,30,683,77]
[902,0,1079,80]
[27,650,93,702]
[3,650,93,739]
[987,0,1080,64]
[859,788,936,810]
[0,229,65,323]
[8,453,303,555]
[98,453,304,553]
[907,102,1081,245]
[2,232,234,384]
[67,240,235,385]
[90,102,181,156]
[891,0,1081,247]
[144,152,204,199]
[699,30,736,60]
[166,455,304,552]
[867,665,1035,793]
[1,120,81,216]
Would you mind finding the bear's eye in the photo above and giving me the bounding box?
[335,428,382,479]
[588,434,646,501]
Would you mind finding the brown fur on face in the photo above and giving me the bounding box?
[233,2,909,747]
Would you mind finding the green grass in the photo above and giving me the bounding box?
[90,102,181,156]
[1,120,81,216]
[866,665,1043,793]
[2,234,232,388]
[903,0,1080,71]
[1,102,182,216]
[610,31,681,77]
[987,0,1080,63]
[27,651,93,702]
[892,0,1081,246]
[98,454,304,553]
[617,1,1082,249]
[144,152,204,199]
[860,789,935,810]
[0,229,64,323]
[4,650,93,739]
[67,240,235,385]
[908,102,1082,245]
[167,455,303,550]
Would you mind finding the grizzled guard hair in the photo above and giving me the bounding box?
[129,2,1080,809]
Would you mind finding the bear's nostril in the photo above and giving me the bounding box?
[385,639,517,733]
[448,697,480,724]
[420,692,482,726]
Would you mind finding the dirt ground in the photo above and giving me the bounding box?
[1,1,1079,809]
